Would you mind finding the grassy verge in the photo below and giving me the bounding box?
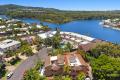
[1,72,8,80]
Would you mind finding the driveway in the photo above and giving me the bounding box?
[7,47,48,80]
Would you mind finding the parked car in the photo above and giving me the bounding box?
[85,77,91,80]
[39,67,45,76]
[7,72,13,79]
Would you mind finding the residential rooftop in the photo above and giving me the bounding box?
[44,51,89,77]
[0,39,20,49]
[38,31,95,42]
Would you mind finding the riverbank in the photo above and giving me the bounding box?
[100,22,120,31]
[100,19,120,31]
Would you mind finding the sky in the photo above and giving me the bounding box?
[0,0,120,11]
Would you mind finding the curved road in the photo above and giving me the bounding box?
[8,47,48,80]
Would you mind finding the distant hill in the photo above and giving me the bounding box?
[0,4,60,14]
[1,4,120,24]
[1,4,120,14]
[1,4,120,12]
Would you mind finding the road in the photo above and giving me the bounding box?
[7,47,48,80]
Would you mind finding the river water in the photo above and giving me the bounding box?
[1,15,120,44]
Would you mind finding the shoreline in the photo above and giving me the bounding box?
[100,22,120,31]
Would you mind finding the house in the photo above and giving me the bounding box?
[38,31,54,39]
[20,36,35,44]
[0,39,21,55]
[44,51,89,78]
[79,39,103,52]
[6,19,21,24]
[0,25,5,29]
[79,42,96,52]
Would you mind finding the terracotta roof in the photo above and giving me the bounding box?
[92,39,103,43]
[44,51,89,77]
[51,64,60,71]
[76,53,87,66]
[57,55,64,65]
[79,42,96,52]
[72,66,83,71]
[45,56,51,67]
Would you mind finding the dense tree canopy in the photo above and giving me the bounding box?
[87,43,120,80]
[0,63,6,78]
[76,72,86,80]
[6,10,120,24]
[23,68,41,80]
[91,43,120,58]
[91,54,120,80]
[19,41,33,56]
[2,4,120,24]
[53,75,72,80]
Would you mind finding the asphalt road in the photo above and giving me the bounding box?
[7,47,48,80]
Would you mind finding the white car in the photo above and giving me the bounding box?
[39,67,45,76]
[85,77,91,80]
[7,72,13,79]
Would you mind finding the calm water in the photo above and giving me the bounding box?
[1,15,120,44]
[20,18,120,44]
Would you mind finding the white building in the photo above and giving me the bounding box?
[0,39,21,55]
[0,25,6,29]
[6,19,21,23]
[38,31,95,41]
[36,25,42,28]
[37,31,54,39]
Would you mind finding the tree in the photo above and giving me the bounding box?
[0,63,6,78]
[34,36,43,50]
[21,45,33,56]
[39,76,47,80]
[91,54,120,80]
[43,38,52,47]
[54,75,72,80]
[34,60,43,70]
[55,48,63,55]
[53,76,62,80]
[66,42,73,52]
[64,65,71,74]
[19,41,33,56]
[52,29,62,48]
[23,68,41,80]
[76,72,86,80]
[77,49,86,59]
[41,25,50,31]
[9,56,21,65]
[91,43,120,58]
[5,50,16,57]
[63,76,72,80]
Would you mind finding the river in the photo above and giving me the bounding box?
[20,18,120,44]
[1,15,120,44]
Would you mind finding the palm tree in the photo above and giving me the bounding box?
[64,65,71,75]
[63,76,72,80]
[76,72,86,80]
[23,68,41,80]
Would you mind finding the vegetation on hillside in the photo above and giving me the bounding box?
[87,43,120,80]
[1,4,120,24]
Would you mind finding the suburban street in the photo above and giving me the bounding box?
[7,47,48,80]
